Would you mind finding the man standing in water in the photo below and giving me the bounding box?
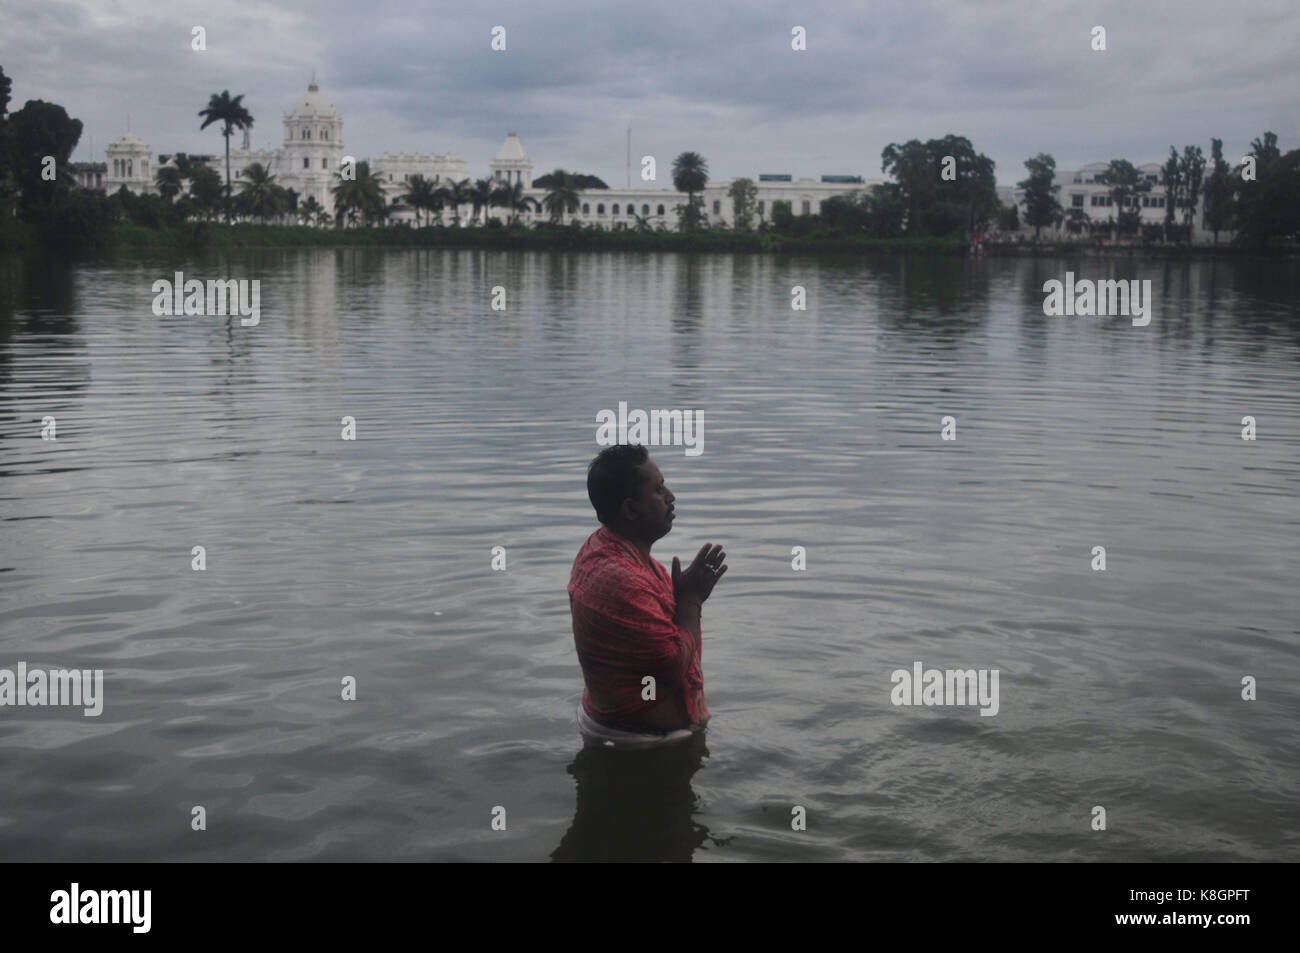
[568,444,727,744]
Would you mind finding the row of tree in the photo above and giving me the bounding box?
[3,64,1296,248]
[1016,135,1299,245]
[662,133,1297,247]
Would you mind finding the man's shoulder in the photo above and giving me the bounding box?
[570,528,666,601]
[573,527,634,579]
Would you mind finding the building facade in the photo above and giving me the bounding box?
[999,161,1226,242]
[372,151,470,209]
[106,81,348,218]
[104,131,153,195]
[91,80,881,229]
[69,161,106,191]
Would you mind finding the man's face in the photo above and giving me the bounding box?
[627,458,676,541]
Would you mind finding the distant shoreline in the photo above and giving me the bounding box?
[5,221,1295,259]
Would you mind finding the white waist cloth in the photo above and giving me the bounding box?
[576,703,696,748]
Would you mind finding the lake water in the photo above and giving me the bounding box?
[1,248,1297,862]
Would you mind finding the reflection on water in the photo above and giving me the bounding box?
[552,734,714,863]
[0,247,1297,862]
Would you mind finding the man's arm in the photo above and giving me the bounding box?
[671,542,725,669]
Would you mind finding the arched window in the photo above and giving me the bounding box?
[303,157,310,169]
[628,204,635,216]
[656,204,664,215]
[127,159,133,176]
[582,203,590,214]
[713,200,721,214]
[641,204,649,215]
[612,204,620,214]
[597,203,605,214]
[322,158,328,169]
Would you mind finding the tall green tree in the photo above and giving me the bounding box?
[198,90,254,224]
[1202,138,1234,245]
[7,99,83,216]
[997,202,1021,233]
[1235,132,1299,246]
[1162,147,1181,238]
[880,139,931,234]
[0,65,13,204]
[236,162,284,223]
[331,159,385,227]
[188,164,223,221]
[298,195,324,226]
[540,169,580,224]
[671,152,708,231]
[493,178,537,224]
[864,183,907,238]
[1099,159,1147,241]
[402,174,437,227]
[1017,153,1062,239]
[883,136,998,237]
[819,193,866,234]
[1179,145,1206,234]
[155,164,184,202]
[170,152,195,180]
[728,177,758,230]
[437,177,472,226]
[468,177,496,224]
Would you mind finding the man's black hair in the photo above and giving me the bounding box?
[587,443,650,526]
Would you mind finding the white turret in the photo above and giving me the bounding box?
[490,132,533,189]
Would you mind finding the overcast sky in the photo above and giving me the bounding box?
[2,0,1296,187]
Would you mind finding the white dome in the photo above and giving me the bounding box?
[110,132,148,148]
[287,81,339,119]
[494,133,527,161]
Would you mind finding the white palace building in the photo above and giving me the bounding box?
[77,80,1225,239]
[80,79,886,229]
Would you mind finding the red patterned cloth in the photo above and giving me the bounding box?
[568,525,709,732]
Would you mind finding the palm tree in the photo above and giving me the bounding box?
[299,195,324,226]
[671,152,709,231]
[437,178,472,227]
[198,90,255,225]
[155,165,184,203]
[494,179,538,224]
[188,165,224,221]
[1064,207,1090,236]
[469,177,497,225]
[402,174,438,227]
[632,213,652,232]
[332,160,386,227]
[171,152,195,180]
[237,162,284,223]
[541,169,581,224]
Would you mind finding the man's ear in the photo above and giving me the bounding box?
[619,497,639,522]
